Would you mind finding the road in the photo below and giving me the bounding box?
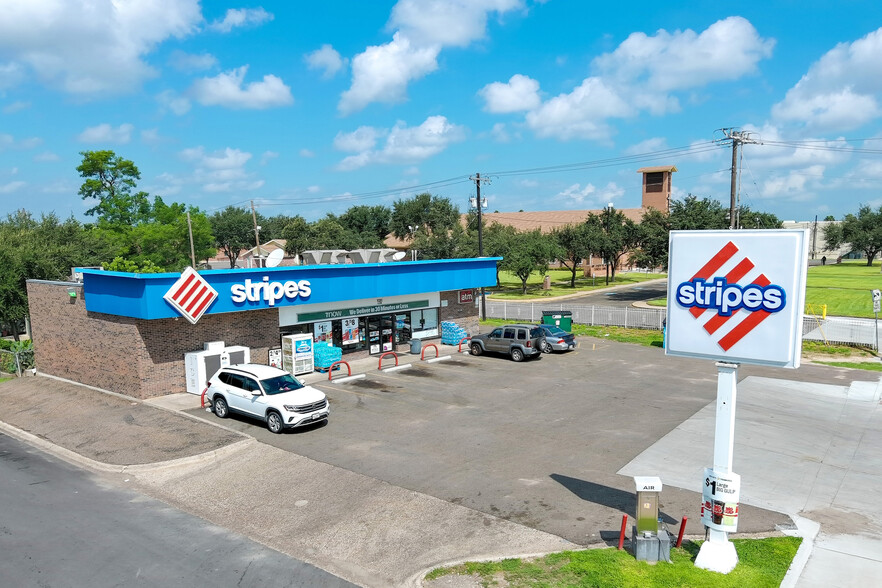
[0,433,355,588]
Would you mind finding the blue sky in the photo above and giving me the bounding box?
[2,0,882,224]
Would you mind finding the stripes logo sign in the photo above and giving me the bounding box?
[163,267,218,324]
[666,229,809,369]
[676,241,785,351]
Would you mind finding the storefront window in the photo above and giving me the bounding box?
[411,308,438,339]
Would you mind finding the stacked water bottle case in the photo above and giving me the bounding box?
[441,321,469,345]
[314,343,343,371]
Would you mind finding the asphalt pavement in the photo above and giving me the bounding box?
[1,334,880,587]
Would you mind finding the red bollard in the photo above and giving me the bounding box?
[676,516,688,547]
[618,514,628,550]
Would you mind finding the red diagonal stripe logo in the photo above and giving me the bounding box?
[163,267,218,324]
[702,261,760,334]
[689,241,738,318]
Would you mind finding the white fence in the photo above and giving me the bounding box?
[486,301,879,350]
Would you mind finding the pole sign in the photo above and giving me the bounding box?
[666,230,809,368]
[872,289,881,314]
[700,468,741,532]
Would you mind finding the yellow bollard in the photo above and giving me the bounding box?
[822,304,827,319]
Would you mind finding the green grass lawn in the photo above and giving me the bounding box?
[804,261,882,318]
[490,269,666,300]
[426,537,802,588]
[635,261,882,318]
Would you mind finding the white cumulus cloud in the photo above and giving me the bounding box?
[509,17,774,141]
[0,0,201,95]
[77,123,133,144]
[305,44,346,79]
[772,27,882,132]
[0,180,26,193]
[335,115,465,170]
[340,0,523,114]
[339,33,439,115]
[189,66,293,109]
[388,0,523,47]
[167,146,264,193]
[157,90,192,115]
[207,7,273,33]
[168,50,217,72]
[479,74,541,113]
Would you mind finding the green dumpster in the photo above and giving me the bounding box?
[541,310,572,332]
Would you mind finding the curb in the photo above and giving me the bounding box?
[488,277,668,303]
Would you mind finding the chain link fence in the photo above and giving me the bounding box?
[486,301,879,350]
[0,349,35,377]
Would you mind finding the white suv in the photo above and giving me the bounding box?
[204,364,329,433]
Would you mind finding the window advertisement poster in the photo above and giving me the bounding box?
[342,317,359,346]
[666,229,809,368]
[700,468,741,532]
[314,320,333,344]
[268,347,282,369]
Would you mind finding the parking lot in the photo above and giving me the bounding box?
[184,337,882,544]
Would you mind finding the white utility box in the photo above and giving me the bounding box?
[184,344,250,394]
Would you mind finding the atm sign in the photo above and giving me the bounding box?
[459,290,475,304]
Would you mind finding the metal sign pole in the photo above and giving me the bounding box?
[694,362,740,573]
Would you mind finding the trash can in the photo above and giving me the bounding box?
[409,338,422,354]
[541,310,572,332]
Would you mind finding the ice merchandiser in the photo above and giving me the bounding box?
[282,333,315,375]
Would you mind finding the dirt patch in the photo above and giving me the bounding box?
[0,377,243,466]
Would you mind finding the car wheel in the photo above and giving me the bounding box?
[541,340,553,354]
[511,348,525,362]
[213,396,229,419]
[470,342,483,356]
[266,411,284,434]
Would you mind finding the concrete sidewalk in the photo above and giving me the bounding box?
[620,375,882,587]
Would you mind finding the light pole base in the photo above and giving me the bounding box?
[695,529,738,573]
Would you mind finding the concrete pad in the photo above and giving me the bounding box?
[797,538,882,588]
[128,444,576,588]
[620,373,882,588]
[144,392,202,411]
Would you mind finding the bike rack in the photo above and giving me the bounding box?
[328,360,351,381]
[458,337,471,353]
[420,344,439,360]
[378,352,398,370]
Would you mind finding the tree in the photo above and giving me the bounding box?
[484,222,519,285]
[553,223,596,287]
[77,150,151,226]
[412,221,473,260]
[281,216,310,259]
[631,208,671,270]
[586,208,640,284]
[389,193,459,239]
[669,194,729,230]
[0,210,112,340]
[825,205,882,267]
[339,205,392,243]
[499,229,560,294]
[210,206,256,268]
[824,215,836,222]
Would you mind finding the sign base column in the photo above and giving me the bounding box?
[695,529,738,573]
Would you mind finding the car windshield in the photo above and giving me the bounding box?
[530,327,544,338]
[261,374,305,395]
[545,326,567,336]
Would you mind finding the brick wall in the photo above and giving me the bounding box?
[28,281,144,395]
[27,281,279,399]
[439,289,479,335]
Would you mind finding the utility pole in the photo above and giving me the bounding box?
[717,129,761,229]
[186,211,196,269]
[250,200,262,268]
[812,215,818,260]
[470,172,491,320]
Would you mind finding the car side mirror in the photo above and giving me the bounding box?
[252,390,262,396]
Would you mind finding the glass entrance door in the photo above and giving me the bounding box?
[380,315,394,352]
[367,316,381,354]
[394,313,411,348]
